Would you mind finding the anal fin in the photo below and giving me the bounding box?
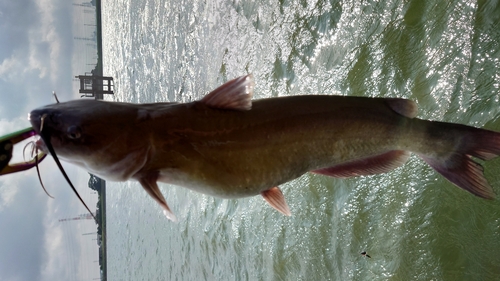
[138,173,178,222]
[311,150,410,178]
[261,187,291,216]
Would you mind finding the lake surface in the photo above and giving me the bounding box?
[101,0,500,280]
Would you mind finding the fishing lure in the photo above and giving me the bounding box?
[1,126,96,220]
[0,127,46,175]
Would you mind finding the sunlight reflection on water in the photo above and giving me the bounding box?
[102,0,500,280]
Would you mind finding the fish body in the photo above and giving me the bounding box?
[29,75,500,220]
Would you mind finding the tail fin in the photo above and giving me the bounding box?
[418,123,500,199]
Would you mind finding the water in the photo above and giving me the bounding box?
[101,0,500,280]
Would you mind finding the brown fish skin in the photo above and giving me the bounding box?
[29,75,500,220]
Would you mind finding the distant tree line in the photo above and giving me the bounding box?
[88,173,105,276]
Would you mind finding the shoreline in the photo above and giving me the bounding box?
[91,0,107,280]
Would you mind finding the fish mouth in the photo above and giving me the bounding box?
[28,107,97,221]
[34,138,48,154]
[28,110,43,134]
[29,110,52,153]
[29,108,69,153]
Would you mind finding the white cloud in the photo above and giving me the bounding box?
[0,55,22,80]
[36,0,62,83]
[0,1,100,280]
[0,176,19,211]
[0,116,30,136]
[40,214,72,281]
[39,166,100,281]
[0,0,74,119]
[27,35,50,79]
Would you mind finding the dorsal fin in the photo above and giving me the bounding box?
[200,75,254,111]
[261,187,291,216]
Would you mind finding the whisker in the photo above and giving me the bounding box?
[23,141,54,198]
[36,153,54,199]
[52,91,60,103]
[40,114,48,133]
[39,129,96,221]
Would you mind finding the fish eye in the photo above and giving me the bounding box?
[67,126,81,139]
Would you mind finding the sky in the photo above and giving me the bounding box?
[0,1,101,280]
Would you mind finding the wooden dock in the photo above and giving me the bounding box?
[76,74,114,98]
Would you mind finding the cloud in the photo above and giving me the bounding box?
[0,171,47,281]
[0,55,24,79]
[38,164,100,281]
[0,116,30,136]
[0,0,39,50]
[0,0,74,120]
[0,1,97,280]
[40,192,82,281]
[0,157,94,281]
[35,0,74,84]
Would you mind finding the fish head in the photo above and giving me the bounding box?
[29,99,148,180]
[30,100,109,157]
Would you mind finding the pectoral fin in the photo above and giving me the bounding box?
[138,174,178,222]
[261,187,291,216]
